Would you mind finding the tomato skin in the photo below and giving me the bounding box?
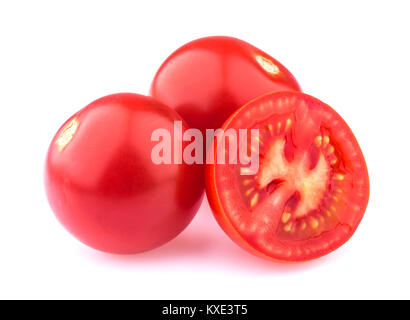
[205,171,273,261]
[150,36,301,134]
[45,93,203,254]
[205,91,370,262]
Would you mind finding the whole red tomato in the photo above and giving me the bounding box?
[151,36,301,134]
[45,93,204,254]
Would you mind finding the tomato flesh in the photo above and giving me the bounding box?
[206,92,369,261]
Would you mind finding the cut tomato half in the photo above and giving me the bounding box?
[206,91,370,262]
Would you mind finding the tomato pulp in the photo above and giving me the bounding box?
[150,36,301,134]
[45,93,204,254]
[206,92,369,261]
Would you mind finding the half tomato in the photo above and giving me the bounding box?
[206,91,369,261]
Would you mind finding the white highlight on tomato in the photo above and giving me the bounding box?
[255,55,280,75]
[55,118,79,151]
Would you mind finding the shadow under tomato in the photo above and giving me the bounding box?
[80,197,344,273]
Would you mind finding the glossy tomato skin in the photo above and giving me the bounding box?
[206,91,370,262]
[45,93,204,254]
[150,36,301,134]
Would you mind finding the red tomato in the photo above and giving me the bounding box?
[206,91,370,262]
[45,93,204,254]
[150,36,301,134]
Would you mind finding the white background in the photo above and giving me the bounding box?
[0,0,409,299]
